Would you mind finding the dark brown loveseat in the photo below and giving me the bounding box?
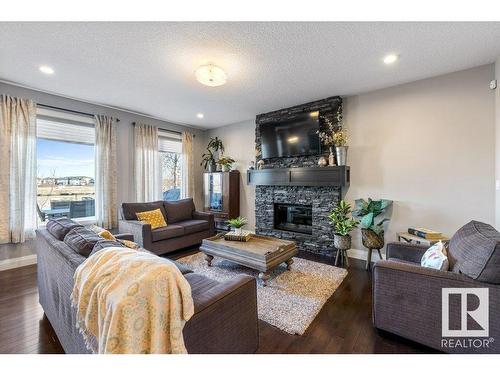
[119,198,215,255]
[373,221,500,353]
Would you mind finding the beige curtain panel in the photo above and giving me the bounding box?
[134,123,160,202]
[94,115,118,229]
[181,131,194,199]
[0,95,37,244]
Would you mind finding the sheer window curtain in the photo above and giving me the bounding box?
[134,123,160,202]
[0,95,37,244]
[94,115,118,229]
[181,131,194,199]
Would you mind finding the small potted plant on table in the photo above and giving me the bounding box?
[328,200,359,267]
[352,198,393,270]
[227,216,247,235]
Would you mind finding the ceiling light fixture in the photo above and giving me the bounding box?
[195,64,227,87]
[39,65,55,75]
[197,113,204,119]
[383,54,399,65]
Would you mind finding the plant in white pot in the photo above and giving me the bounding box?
[227,216,247,235]
[328,200,359,266]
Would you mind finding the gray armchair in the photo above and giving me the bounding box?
[373,221,500,353]
[118,198,215,255]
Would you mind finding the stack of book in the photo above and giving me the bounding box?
[407,227,443,240]
[224,231,252,242]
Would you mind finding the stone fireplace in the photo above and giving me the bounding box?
[255,185,341,256]
[252,96,346,257]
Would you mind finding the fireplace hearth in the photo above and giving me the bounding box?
[274,203,313,235]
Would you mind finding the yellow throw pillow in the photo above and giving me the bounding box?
[136,208,167,230]
[89,225,117,241]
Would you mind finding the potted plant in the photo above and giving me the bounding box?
[227,216,247,235]
[328,200,359,265]
[201,150,216,172]
[352,198,393,269]
[217,156,235,172]
[201,137,226,172]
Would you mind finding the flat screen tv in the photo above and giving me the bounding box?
[260,112,320,159]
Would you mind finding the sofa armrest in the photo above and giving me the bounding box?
[115,233,134,241]
[183,275,258,353]
[386,241,428,263]
[193,211,215,235]
[118,220,152,248]
[373,260,500,353]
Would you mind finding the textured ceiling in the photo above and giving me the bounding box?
[1,22,500,128]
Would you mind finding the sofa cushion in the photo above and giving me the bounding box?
[64,227,105,257]
[170,259,193,275]
[89,240,125,257]
[121,201,167,221]
[177,219,209,235]
[184,273,221,312]
[46,218,83,241]
[164,198,195,224]
[449,221,500,284]
[151,224,185,242]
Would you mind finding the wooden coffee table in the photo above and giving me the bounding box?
[200,233,298,286]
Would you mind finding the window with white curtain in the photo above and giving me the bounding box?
[36,108,96,224]
[158,130,183,201]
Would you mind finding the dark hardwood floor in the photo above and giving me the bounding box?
[0,250,432,354]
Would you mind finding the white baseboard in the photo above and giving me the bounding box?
[347,248,385,262]
[0,254,37,272]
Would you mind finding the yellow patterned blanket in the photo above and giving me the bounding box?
[71,247,194,354]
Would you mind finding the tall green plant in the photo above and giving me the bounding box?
[207,137,225,154]
[328,200,359,236]
[352,198,393,235]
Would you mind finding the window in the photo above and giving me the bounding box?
[158,130,183,201]
[36,108,96,224]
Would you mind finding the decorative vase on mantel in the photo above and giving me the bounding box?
[361,228,384,270]
[328,147,336,166]
[336,146,348,166]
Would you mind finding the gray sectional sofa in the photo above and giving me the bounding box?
[373,221,500,353]
[36,218,259,354]
[119,198,215,255]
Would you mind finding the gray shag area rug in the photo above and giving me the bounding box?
[177,253,348,335]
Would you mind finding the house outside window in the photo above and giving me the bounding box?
[36,108,96,224]
[158,130,183,201]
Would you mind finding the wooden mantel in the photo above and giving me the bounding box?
[247,166,350,196]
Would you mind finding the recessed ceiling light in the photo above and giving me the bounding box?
[383,54,399,65]
[197,113,204,119]
[39,65,54,75]
[195,64,227,87]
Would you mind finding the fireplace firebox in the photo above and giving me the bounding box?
[274,203,313,235]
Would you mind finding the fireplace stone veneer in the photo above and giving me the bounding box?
[255,185,341,256]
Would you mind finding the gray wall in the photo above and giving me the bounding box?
[496,58,500,228]
[207,64,497,257]
[0,82,206,213]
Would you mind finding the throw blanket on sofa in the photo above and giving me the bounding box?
[71,247,194,354]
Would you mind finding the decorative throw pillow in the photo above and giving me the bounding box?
[89,224,116,241]
[136,208,167,230]
[421,241,449,271]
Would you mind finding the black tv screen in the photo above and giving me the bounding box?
[260,112,320,159]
